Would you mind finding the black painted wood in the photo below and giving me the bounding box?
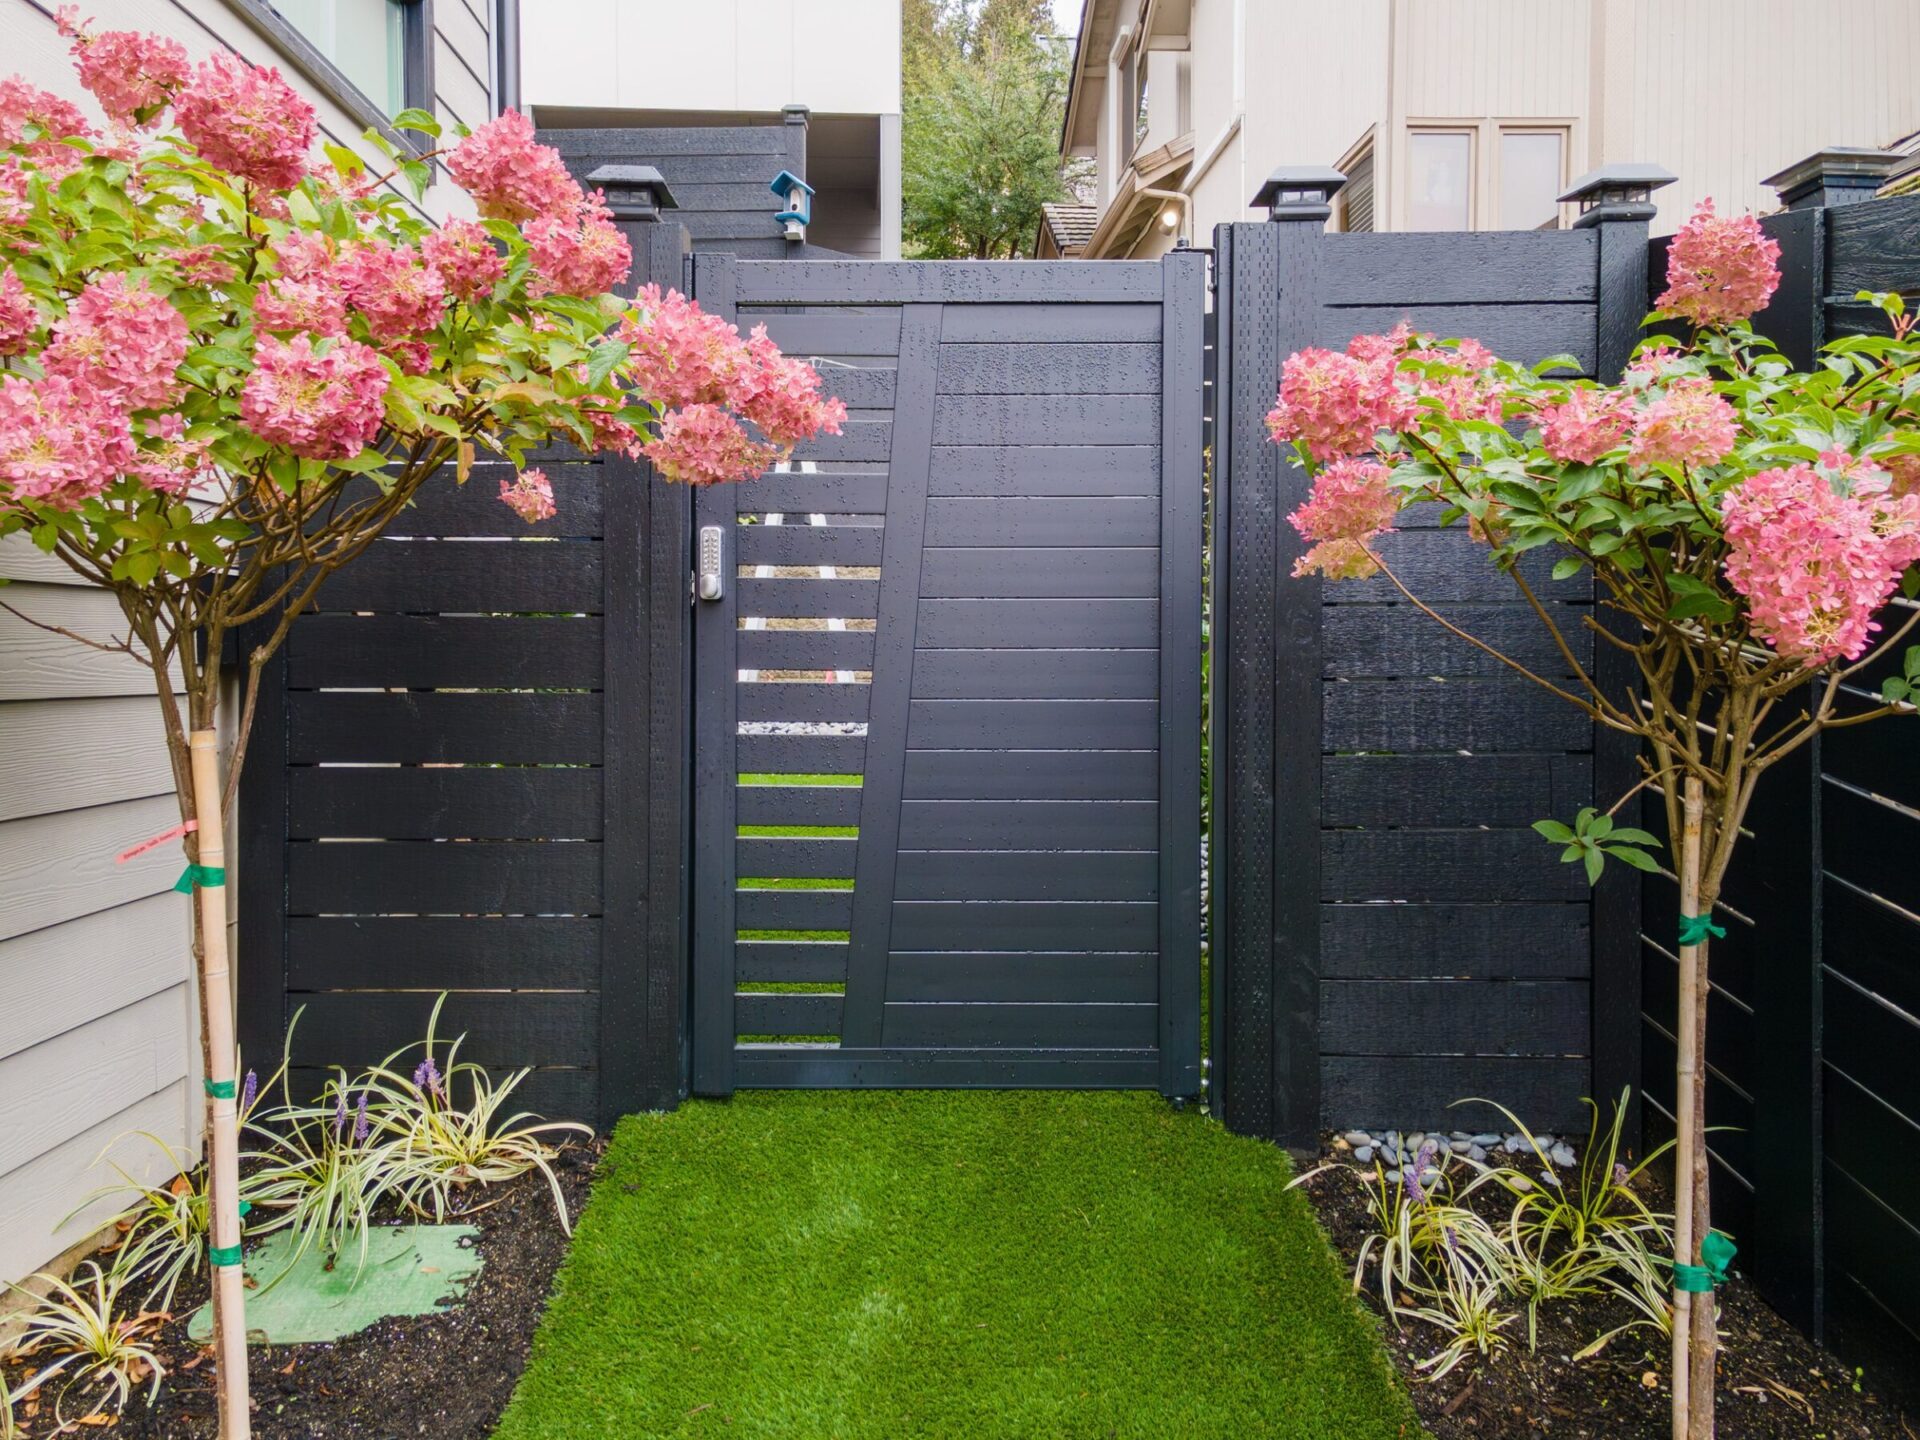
[287,917,600,989]
[286,615,603,689]
[893,850,1158,901]
[927,445,1159,497]
[918,548,1159,600]
[288,767,602,840]
[289,692,602,764]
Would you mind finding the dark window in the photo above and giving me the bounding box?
[228,0,436,140]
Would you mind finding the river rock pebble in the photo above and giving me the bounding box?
[1330,1124,1579,1171]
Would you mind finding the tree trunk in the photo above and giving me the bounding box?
[186,730,252,1439]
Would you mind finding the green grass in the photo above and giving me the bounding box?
[495,1092,1420,1440]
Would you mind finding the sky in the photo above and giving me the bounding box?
[1049,0,1085,38]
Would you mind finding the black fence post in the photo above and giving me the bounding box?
[1563,165,1673,1154]
[593,166,694,1123]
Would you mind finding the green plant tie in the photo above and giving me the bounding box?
[173,863,226,894]
[1676,912,1726,946]
[238,1201,251,1219]
[203,1078,237,1099]
[208,1242,243,1268]
[1673,1231,1737,1293]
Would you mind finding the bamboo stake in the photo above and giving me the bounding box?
[189,730,251,1440]
[1671,776,1705,1440]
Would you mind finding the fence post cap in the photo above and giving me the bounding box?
[1559,164,1674,228]
[783,104,811,126]
[587,164,678,221]
[1763,147,1901,210]
[1252,165,1346,222]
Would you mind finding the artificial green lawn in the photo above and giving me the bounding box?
[494,1091,1421,1440]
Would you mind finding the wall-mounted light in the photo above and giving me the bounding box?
[770,169,815,243]
[1159,206,1180,230]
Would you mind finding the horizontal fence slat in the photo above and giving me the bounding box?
[917,599,1158,648]
[288,767,602,840]
[911,647,1157,699]
[1321,230,1599,304]
[908,699,1157,750]
[735,991,843,1036]
[881,1001,1156,1049]
[923,497,1159,547]
[937,343,1159,395]
[1823,1067,1920,1244]
[737,733,867,775]
[886,952,1155,1003]
[286,615,603,689]
[890,900,1156,952]
[287,917,599,988]
[1321,979,1589,1055]
[731,1049,1160,1088]
[736,888,855,930]
[357,467,604,538]
[1322,903,1590,979]
[1322,603,1590,678]
[918,548,1159,600]
[738,577,880,619]
[903,748,1156,800]
[893,850,1158,902]
[1336,530,1584,603]
[1323,754,1592,827]
[1826,196,1920,297]
[736,261,1162,304]
[931,394,1159,446]
[1824,959,1920,1127]
[1317,303,1595,374]
[791,420,892,464]
[736,783,864,827]
[927,445,1160,497]
[736,523,885,567]
[286,992,598,1069]
[312,539,603,613]
[735,471,890,513]
[743,312,902,357]
[1323,678,1592,752]
[736,681,873,722]
[288,841,601,916]
[546,125,791,157]
[734,941,850,983]
[737,837,857,879]
[736,628,876,671]
[1322,1057,1591,1131]
[939,305,1160,344]
[1322,829,1588,902]
[289,693,602,763]
[898,799,1157,851]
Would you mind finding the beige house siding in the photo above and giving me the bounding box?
[0,0,500,1286]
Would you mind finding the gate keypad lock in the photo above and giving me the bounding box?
[698,525,725,601]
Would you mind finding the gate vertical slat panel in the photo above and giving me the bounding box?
[1157,250,1206,1097]
[235,623,289,1080]
[840,304,943,1048]
[690,252,740,1097]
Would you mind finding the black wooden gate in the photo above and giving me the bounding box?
[688,254,1205,1094]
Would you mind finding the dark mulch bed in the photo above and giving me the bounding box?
[4,1142,600,1439]
[1301,1135,1916,1439]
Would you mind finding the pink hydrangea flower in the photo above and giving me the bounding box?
[60,15,189,127]
[0,267,40,355]
[1628,378,1738,468]
[618,284,753,410]
[643,403,780,486]
[174,243,237,286]
[580,403,641,458]
[1409,338,1509,424]
[44,273,188,411]
[255,276,347,335]
[336,239,446,341]
[446,110,580,222]
[525,190,631,297]
[131,411,212,495]
[1723,462,1920,663]
[1626,340,1684,379]
[1536,386,1635,464]
[1286,456,1398,578]
[0,372,134,509]
[240,333,389,460]
[736,324,847,447]
[174,53,314,191]
[274,231,335,281]
[421,220,505,303]
[0,76,94,173]
[1266,346,1396,461]
[1657,199,1780,328]
[499,468,556,522]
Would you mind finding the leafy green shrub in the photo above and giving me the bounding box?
[4,1262,164,1426]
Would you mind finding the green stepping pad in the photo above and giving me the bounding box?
[187,1224,482,1345]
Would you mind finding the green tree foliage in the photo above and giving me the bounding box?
[901,0,1070,259]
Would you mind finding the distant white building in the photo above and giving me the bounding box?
[522,0,903,258]
[1054,0,1920,258]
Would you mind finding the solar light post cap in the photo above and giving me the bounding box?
[586,164,677,221]
[1252,165,1347,222]
[1559,164,1675,228]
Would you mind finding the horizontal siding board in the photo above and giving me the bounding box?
[736,629,875,671]
[288,917,600,989]
[1323,604,1591,677]
[881,1001,1156,1049]
[898,799,1156,851]
[887,952,1155,1003]
[736,524,886,567]
[736,681,872,723]
[911,647,1157,699]
[939,305,1160,344]
[1323,755,1592,827]
[890,900,1156,952]
[735,888,855,930]
[1321,979,1589,1056]
[0,797,185,942]
[1324,678,1593,752]
[287,842,601,916]
[1319,303,1595,373]
[736,260,1161,304]
[735,471,890,514]
[0,697,174,823]
[918,549,1159,600]
[287,993,598,1069]
[917,599,1157,649]
[903,749,1156,800]
[927,445,1159,497]
[0,895,188,1059]
[737,578,880,619]
[286,616,603,689]
[932,394,1159,446]
[1322,1056,1590,1130]
[1322,829,1587,901]
[0,585,178,700]
[734,992,843,1036]
[288,768,602,840]
[893,850,1157,901]
[1321,903,1590,980]
[1321,231,1599,304]
[736,837,857,879]
[311,539,604,613]
[938,344,1158,394]
[289,693,602,764]
[923,497,1159,547]
[907,699,1157,750]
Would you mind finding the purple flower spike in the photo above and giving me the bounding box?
[1404,1140,1439,1204]
[414,1057,443,1100]
[353,1091,370,1143]
[240,1069,258,1113]
[333,1089,347,1138]
[1613,1162,1631,1189]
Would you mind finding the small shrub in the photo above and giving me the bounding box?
[5,1262,164,1426]
[243,1068,398,1280]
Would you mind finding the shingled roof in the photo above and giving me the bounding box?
[1039,202,1099,256]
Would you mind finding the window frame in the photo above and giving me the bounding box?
[1404,125,1477,232]
[1494,123,1571,232]
[1333,129,1376,234]
[223,0,439,157]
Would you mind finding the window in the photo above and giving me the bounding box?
[1499,129,1565,230]
[232,0,433,131]
[1339,149,1375,233]
[1407,130,1472,231]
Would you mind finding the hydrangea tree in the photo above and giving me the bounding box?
[0,16,843,1436]
[1270,201,1919,1439]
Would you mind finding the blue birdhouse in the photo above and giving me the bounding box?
[770,170,815,239]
